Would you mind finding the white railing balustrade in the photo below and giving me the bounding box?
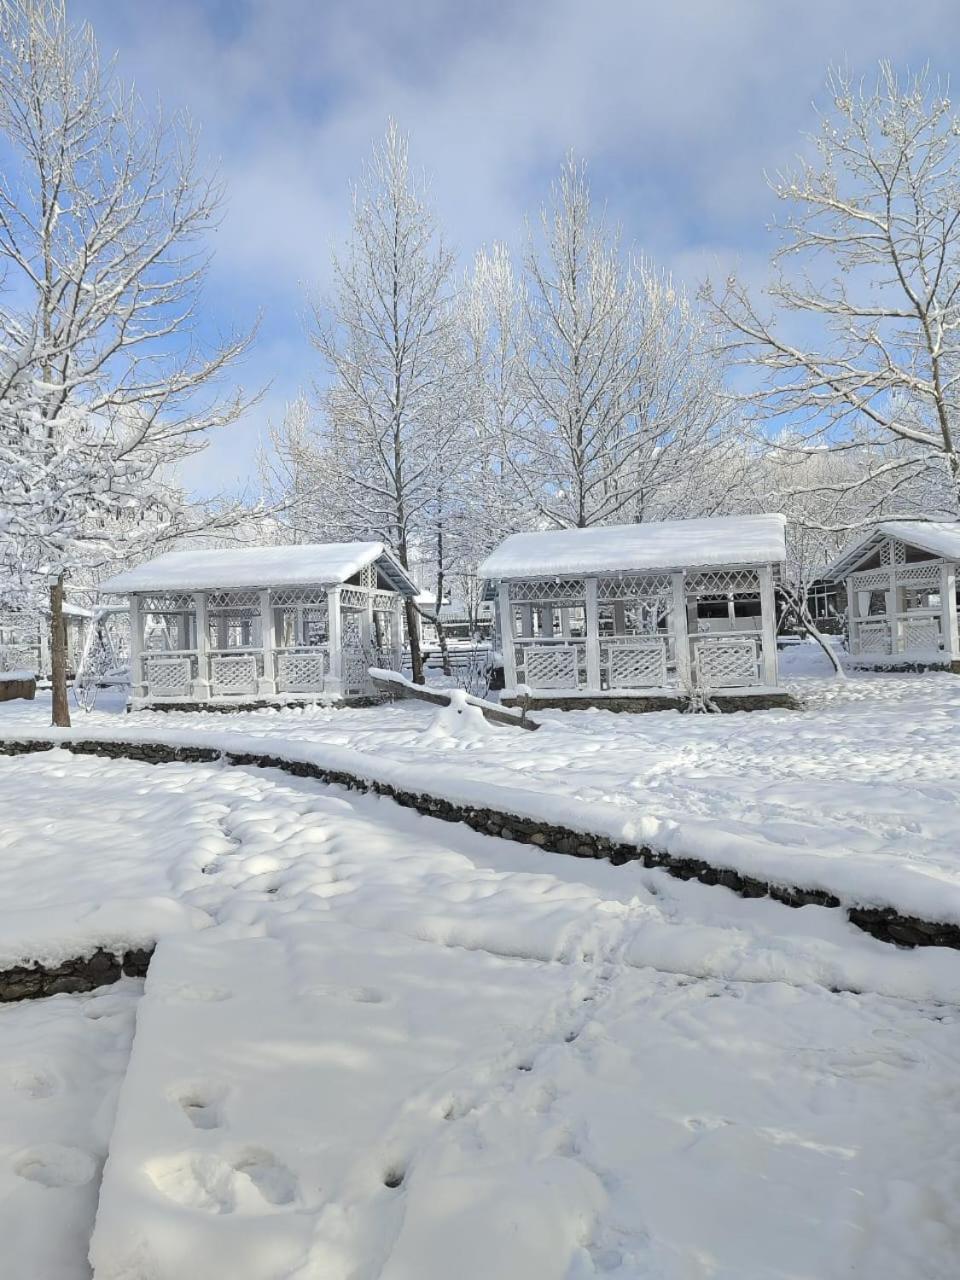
[275,647,330,693]
[208,651,262,696]
[143,653,195,698]
[601,636,668,688]
[692,635,761,687]
[898,615,942,653]
[514,638,587,689]
[855,620,891,655]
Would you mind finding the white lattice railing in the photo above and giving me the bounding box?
[692,636,760,688]
[854,620,891,655]
[276,647,330,693]
[143,654,195,698]
[514,639,586,689]
[601,637,668,688]
[898,615,942,653]
[209,652,260,696]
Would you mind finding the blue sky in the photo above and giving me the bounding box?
[73,0,960,499]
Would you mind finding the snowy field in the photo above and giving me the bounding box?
[0,710,958,1276]
[4,645,960,923]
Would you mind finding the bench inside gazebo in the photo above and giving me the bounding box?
[101,542,417,710]
[480,515,794,711]
[823,521,960,671]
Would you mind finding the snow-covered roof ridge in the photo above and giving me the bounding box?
[823,519,960,581]
[99,542,418,595]
[479,514,787,580]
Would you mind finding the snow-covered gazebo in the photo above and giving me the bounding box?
[479,514,792,711]
[822,521,960,671]
[101,542,418,709]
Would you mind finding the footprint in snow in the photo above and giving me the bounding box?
[153,983,233,1004]
[2,1062,58,1099]
[302,984,386,1005]
[172,1082,226,1130]
[147,1148,299,1213]
[14,1144,97,1188]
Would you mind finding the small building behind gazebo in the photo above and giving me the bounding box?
[100,542,417,709]
[822,521,960,671]
[479,514,793,711]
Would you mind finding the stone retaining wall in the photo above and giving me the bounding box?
[3,735,958,953]
[0,946,153,1002]
[501,691,801,713]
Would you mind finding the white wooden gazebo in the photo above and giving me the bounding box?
[822,521,960,670]
[101,542,417,709]
[480,515,792,711]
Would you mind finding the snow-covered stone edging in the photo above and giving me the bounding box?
[2,728,960,951]
[0,893,209,1001]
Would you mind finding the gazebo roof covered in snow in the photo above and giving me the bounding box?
[101,542,418,596]
[479,515,787,581]
[823,521,960,582]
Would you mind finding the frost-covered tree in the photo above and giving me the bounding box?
[310,121,464,682]
[521,158,731,528]
[0,0,256,724]
[706,63,960,520]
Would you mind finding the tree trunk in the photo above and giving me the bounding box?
[404,597,425,684]
[780,583,846,679]
[50,576,71,727]
[434,564,452,677]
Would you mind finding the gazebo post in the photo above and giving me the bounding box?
[193,592,210,701]
[497,582,518,690]
[258,588,276,696]
[129,595,145,699]
[846,576,860,655]
[585,577,601,688]
[941,561,959,662]
[326,586,342,696]
[671,572,691,688]
[758,564,778,686]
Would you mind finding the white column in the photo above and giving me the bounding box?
[193,592,210,700]
[671,572,690,689]
[326,586,342,696]
[258,589,276,696]
[585,577,601,689]
[758,564,779,687]
[129,595,146,699]
[542,604,555,639]
[559,606,571,639]
[519,604,534,639]
[393,596,405,668]
[847,576,860,655]
[612,601,626,636]
[887,542,900,654]
[497,582,518,692]
[941,562,960,661]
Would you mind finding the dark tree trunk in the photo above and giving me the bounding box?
[404,598,425,684]
[50,576,71,727]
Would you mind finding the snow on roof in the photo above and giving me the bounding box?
[478,515,787,580]
[823,520,960,581]
[100,542,418,595]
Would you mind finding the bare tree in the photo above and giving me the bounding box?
[521,158,731,528]
[0,0,257,724]
[706,63,960,521]
[310,121,462,683]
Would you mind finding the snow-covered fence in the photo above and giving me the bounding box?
[368,668,539,730]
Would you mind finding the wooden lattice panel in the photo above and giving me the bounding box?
[694,638,759,688]
[857,622,891,654]
[210,654,259,695]
[597,574,672,601]
[508,579,586,604]
[850,569,891,591]
[901,617,941,651]
[145,657,193,697]
[207,589,260,610]
[686,568,760,597]
[270,587,329,607]
[142,593,195,614]
[276,651,329,692]
[338,587,368,610]
[894,561,943,586]
[605,639,667,688]
[522,644,579,688]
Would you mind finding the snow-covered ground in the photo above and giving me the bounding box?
[2,649,960,1276]
[4,645,960,922]
[0,982,140,1280]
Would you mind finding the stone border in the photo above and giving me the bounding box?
[501,691,801,713]
[0,946,153,1002]
[3,736,958,953]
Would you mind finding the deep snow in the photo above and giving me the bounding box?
[1,651,960,1276]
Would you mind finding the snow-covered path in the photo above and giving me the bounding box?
[0,745,959,1276]
[5,652,960,922]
